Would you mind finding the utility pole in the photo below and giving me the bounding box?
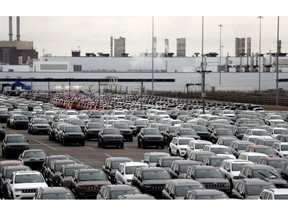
[276,16,280,106]
[197,16,211,114]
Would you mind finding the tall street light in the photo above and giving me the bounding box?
[258,16,264,92]
[151,16,154,95]
[218,24,223,85]
[276,16,280,106]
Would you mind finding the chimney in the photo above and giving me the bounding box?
[9,16,13,41]
[16,16,20,41]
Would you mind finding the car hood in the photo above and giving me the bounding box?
[14,182,48,189]
[196,178,229,184]
[6,142,29,146]
[266,178,288,186]
[143,179,170,184]
[215,154,236,159]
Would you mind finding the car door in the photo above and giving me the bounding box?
[169,137,177,155]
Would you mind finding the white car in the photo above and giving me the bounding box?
[168,137,195,157]
[203,144,236,159]
[238,152,268,164]
[7,170,48,199]
[185,140,213,159]
[242,128,273,141]
[272,142,288,158]
[115,161,148,185]
[219,159,254,190]
[259,188,288,200]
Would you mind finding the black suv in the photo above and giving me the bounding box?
[1,133,30,159]
[112,122,133,142]
[98,127,124,149]
[83,122,103,141]
[161,179,204,199]
[185,165,231,194]
[239,164,288,188]
[231,178,276,199]
[131,166,172,199]
[137,128,165,149]
[28,117,50,135]
[60,125,85,146]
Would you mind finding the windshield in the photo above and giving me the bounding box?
[256,148,275,155]
[253,169,281,179]
[78,171,108,181]
[268,160,285,169]
[274,194,288,199]
[196,194,228,199]
[34,119,48,124]
[125,166,146,175]
[252,130,270,136]
[65,127,82,133]
[142,170,171,180]
[231,163,248,171]
[15,174,45,183]
[281,145,288,151]
[103,128,120,135]
[195,143,207,150]
[175,185,204,197]
[144,129,161,135]
[210,158,226,167]
[23,151,46,158]
[195,169,223,178]
[179,139,192,145]
[7,136,26,143]
[88,123,103,129]
[181,129,196,135]
[41,193,74,199]
[211,147,232,154]
[247,185,274,195]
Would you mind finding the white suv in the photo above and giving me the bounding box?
[272,142,288,158]
[115,161,148,185]
[203,144,236,159]
[7,170,48,199]
[219,159,253,190]
[259,188,288,199]
[168,137,195,157]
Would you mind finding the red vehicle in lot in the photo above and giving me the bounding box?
[70,168,111,199]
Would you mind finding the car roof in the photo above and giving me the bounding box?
[118,193,155,199]
[240,178,275,185]
[166,179,203,186]
[222,159,254,164]
[189,189,227,195]
[242,164,276,169]
[37,187,72,194]
[106,157,132,162]
[120,161,148,167]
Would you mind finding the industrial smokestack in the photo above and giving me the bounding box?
[9,16,13,41]
[16,16,20,41]
[110,36,113,57]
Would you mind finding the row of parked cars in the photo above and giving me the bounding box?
[2,92,288,200]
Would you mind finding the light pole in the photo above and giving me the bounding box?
[151,16,154,95]
[276,16,280,106]
[258,16,264,92]
[218,24,223,85]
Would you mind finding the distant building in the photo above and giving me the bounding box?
[0,16,38,65]
[114,37,126,57]
[165,39,169,57]
[177,38,186,57]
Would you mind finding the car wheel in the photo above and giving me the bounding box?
[62,139,66,146]
[81,141,85,146]
[176,151,180,156]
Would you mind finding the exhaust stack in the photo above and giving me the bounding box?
[9,16,13,41]
[16,16,20,41]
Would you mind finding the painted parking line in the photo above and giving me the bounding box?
[84,146,95,150]
[33,139,57,150]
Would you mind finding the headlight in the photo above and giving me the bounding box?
[14,189,22,192]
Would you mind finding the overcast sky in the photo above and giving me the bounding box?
[1,0,287,57]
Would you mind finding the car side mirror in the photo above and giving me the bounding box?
[26,140,29,142]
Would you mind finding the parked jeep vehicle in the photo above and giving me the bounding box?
[70,168,111,199]
[1,133,30,159]
[7,170,48,199]
[112,122,133,142]
[137,127,165,149]
[60,125,85,146]
[161,179,205,199]
[27,117,50,135]
[102,157,133,184]
[98,127,124,149]
[185,165,231,194]
[131,166,172,199]
[18,149,46,170]
[83,122,104,141]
